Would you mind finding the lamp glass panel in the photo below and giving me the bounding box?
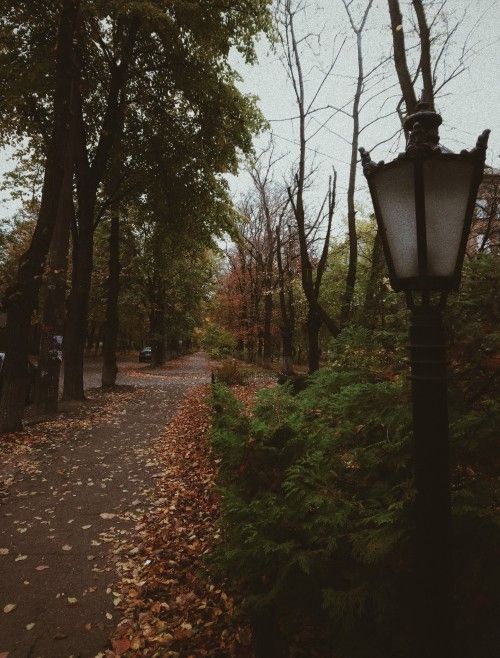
[373,161,418,278]
[424,157,475,277]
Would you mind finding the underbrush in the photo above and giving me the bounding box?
[214,359,250,386]
[210,358,499,657]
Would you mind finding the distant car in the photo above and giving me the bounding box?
[139,346,152,363]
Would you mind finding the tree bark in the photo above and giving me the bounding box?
[362,229,385,328]
[150,294,166,367]
[387,0,418,114]
[35,165,74,414]
[339,0,374,324]
[101,209,120,387]
[282,5,340,342]
[411,0,434,108]
[63,189,94,400]
[246,335,255,363]
[276,224,295,375]
[262,291,273,369]
[87,322,96,352]
[62,16,138,400]
[306,308,321,374]
[0,0,80,433]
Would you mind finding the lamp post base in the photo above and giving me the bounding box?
[409,304,453,658]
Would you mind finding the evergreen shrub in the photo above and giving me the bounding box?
[210,319,499,657]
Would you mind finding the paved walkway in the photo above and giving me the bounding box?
[0,353,210,658]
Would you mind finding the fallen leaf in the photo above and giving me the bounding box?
[100,513,116,520]
[35,565,49,571]
[0,548,9,556]
[15,554,28,562]
[62,544,72,551]
[105,612,113,620]
[112,638,131,655]
[82,524,92,530]
[26,623,35,631]
[3,604,16,614]
[67,597,78,605]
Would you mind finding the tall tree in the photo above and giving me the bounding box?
[276,219,298,375]
[339,0,375,324]
[63,0,271,399]
[101,180,121,387]
[0,0,80,432]
[62,10,139,400]
[387,0,475,122]
[35,160,75,413]
[278,0,341,372]
[247,144,295,370]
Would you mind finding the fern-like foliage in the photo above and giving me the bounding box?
[209,254,499,658]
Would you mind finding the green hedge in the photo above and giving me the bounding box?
[210,362,499,657]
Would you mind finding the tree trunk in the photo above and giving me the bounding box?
[246,335,255,363]
[86,321,96,352]
[63,196,94,401]
[35,166,74,414]
[340,25,365,325]
[150,284,166,367]
[62,15,137,400]
[281,329,295,375]
[276,225,296,375]
[262,292,273,369]
[93,325,102,355]
[387,0,418,114]
[102,209,120,387]
[257,334,263,365]
[306,309,321,374]
[0,0,80,433]
[362,229,385,328]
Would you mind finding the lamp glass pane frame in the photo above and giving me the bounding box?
[366,150,486,292]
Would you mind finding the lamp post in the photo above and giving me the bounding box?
[360,102,490,658]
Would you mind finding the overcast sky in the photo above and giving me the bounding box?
[1,0,499,234]
[228,0,500,235]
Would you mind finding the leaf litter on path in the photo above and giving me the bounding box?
[109,385,253,658]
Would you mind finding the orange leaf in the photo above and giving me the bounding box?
[112,638,131,656]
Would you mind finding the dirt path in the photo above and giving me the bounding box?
[0,353,210,658]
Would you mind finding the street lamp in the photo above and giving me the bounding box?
[360,101,490,658]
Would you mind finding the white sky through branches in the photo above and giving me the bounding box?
[228,0,500,234]
[0,0,499,232]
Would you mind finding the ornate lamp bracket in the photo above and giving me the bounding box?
[404,99,443,158]
[359,147,383,177]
